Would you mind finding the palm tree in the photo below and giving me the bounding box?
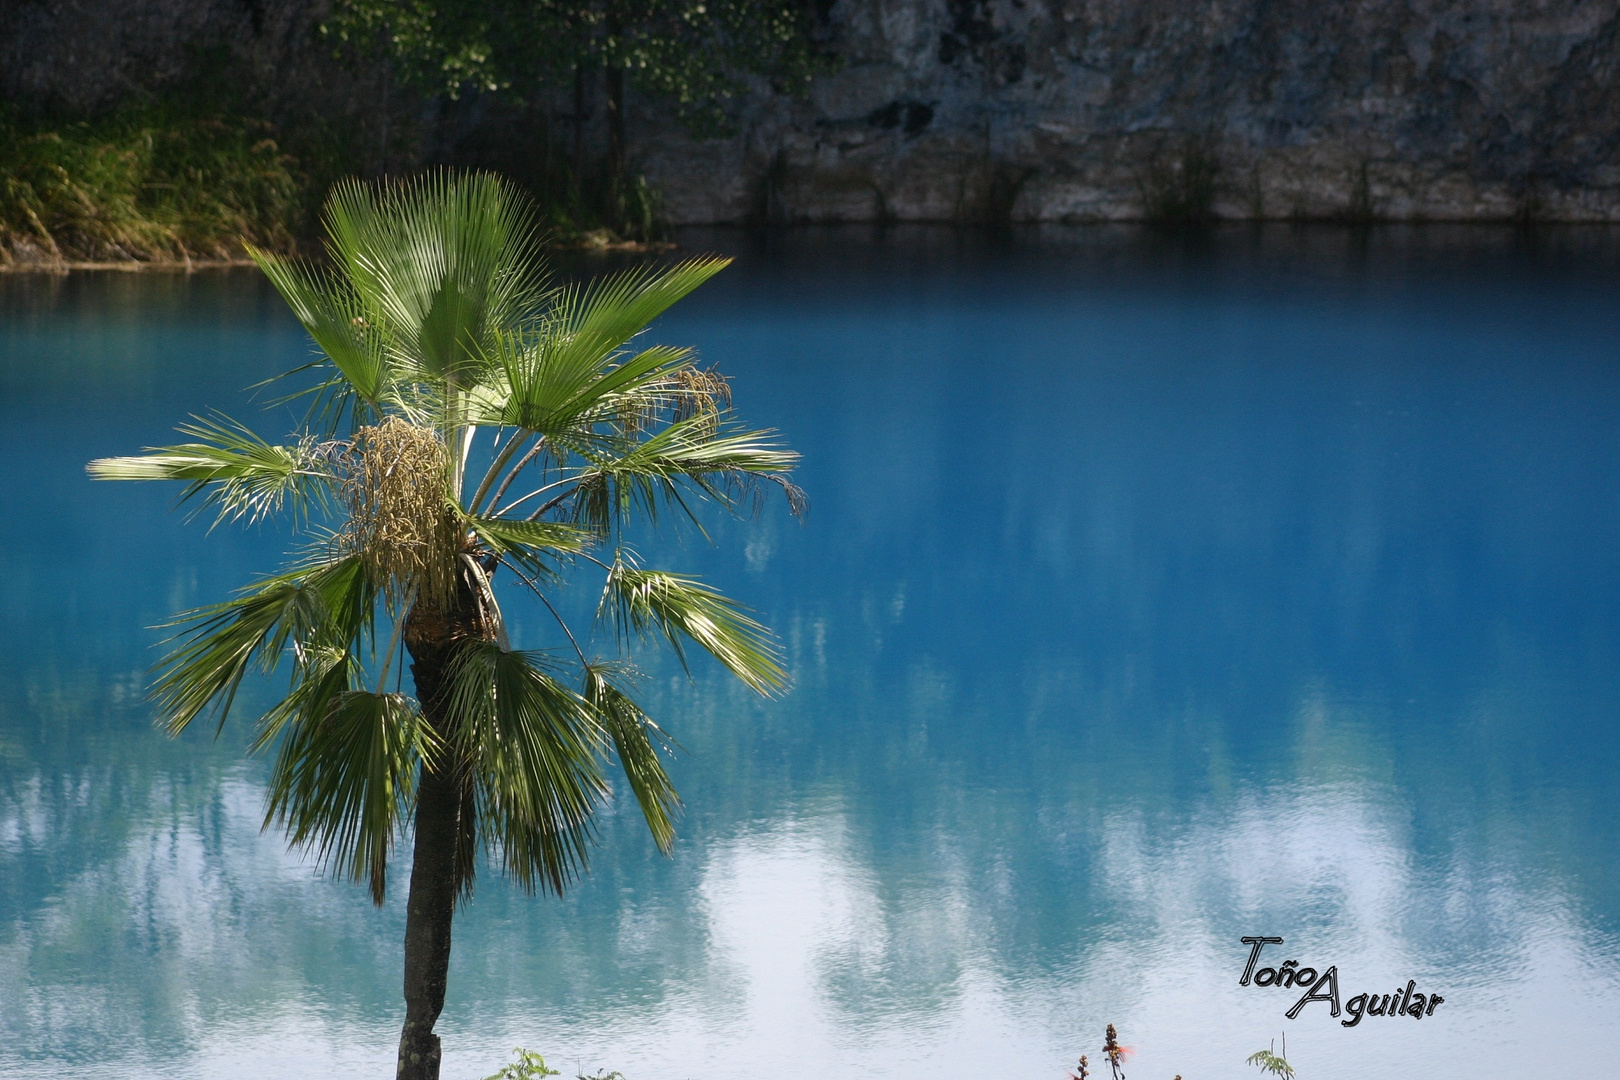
[88,172,801,1080]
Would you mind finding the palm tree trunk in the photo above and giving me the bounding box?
[396,748,460,1080]
[396,601,479,1080]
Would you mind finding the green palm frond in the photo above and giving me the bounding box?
[482,336,692,437]
[541,257,729,388]
[465,514,595,585]
[582,663,679,854]
[87,414,336,526]
[323,172,547,386]
[475,257,729,438]
[599,558,787,694]
[151,554,374,735]
[464,515,594,556]
[445,641,611,894]
[249,253,392,419]
[568,414,803,534]
[609,420,799,477]
[263,651,431,904]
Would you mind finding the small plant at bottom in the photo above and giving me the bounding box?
[577,1071,628,1080]
[1101,1023,1131,1080]
[484,1048,561,1080]
[1068,1053,1089,1080]
[1247,1033,1295,1079]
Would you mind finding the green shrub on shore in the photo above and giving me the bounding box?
[0,103,675,268]
[0,106,321,268]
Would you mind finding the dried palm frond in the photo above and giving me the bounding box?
[609,363,731,438]
[667,366,732,431]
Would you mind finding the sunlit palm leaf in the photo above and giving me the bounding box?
[547,258,729,380]
[323,173,547,386]
[265,664,430,904]
[483,338,693,436]
[445,641,610,894]
[249,251,391,414]
[582,663,679,854]
[599,559,787,694]
[464,516,593,555]
[87,414,335,526]
[465,515,594,586]
[478,257,730,435]
[567,415,802,533]
[151,554,374,735]
[607,421,800,476]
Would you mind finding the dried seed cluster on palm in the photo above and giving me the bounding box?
[341,417,464,610]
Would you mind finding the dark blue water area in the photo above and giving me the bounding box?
[2,225,1619,1079]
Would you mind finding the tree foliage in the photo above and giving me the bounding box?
[323,0,830,136]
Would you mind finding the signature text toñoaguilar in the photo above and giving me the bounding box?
[1239,936,1445,1027]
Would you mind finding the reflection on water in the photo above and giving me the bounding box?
[2,228,1619,1079]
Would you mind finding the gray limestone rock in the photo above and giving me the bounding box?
[639,0,1620,222]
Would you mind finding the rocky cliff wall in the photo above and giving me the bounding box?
[639,0,1620,223]
[8,0,1620,222]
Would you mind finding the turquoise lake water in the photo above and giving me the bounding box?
[2,226,1619,1079]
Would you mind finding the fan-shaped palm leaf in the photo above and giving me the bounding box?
[150,554,373,735]
[582,662,679,854]
[600,558,787,694]
[445,641,609,894]
[87,414,336,526]
[265,658,432,904]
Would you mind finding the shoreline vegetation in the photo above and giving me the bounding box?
[0,106,672,273]
[0,106,310,272]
